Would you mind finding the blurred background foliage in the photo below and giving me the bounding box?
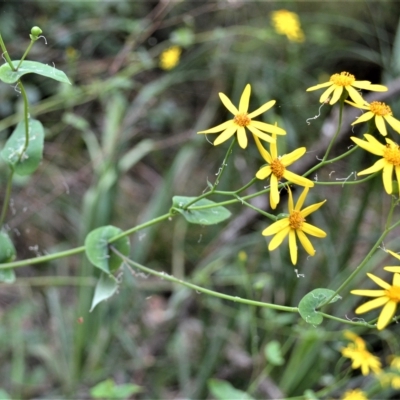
[0,0,400,398]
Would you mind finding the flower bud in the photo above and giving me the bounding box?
[30,26,42,39]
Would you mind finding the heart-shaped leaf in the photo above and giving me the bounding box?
[90,273,119,312]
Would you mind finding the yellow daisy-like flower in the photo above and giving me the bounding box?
[262,187,326,265]
[351,273,400,330]
[341,333,382,375]
[384,250,400,273]
[254,135,314,209]
[271,9,305,43]
[159,46,182,70]
[341,389,368,400]
[346,100,400,136]
[350,134,400,195]
[306,71,387,105]
[197,84,286,149]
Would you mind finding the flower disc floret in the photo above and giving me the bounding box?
[198,84,286,149]
[306,71,387,105]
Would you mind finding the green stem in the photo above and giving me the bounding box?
[16,40,35,70]
[0,33,15,70]
[112,246,298,313]
[316,311,375,328]
[233,194,276,220]
[212,137,236,190]
[322,100,344,162]
[18,80,30,156]
[0,169,15,227]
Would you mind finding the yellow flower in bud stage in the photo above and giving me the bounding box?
[351,273,400,330]
[350,134,400,195]
[254,135,314,209]
[306,71,387,105]
[262,187,326,265]
[197,84,286,149]
[341,332,382,375]
[159,46,182,70]
[341,389,368,400]
[346,100,400,136]
[271,9,305,43]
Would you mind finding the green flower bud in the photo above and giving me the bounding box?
[30,26,42,38]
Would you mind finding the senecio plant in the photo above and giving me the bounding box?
[1,27,400,396]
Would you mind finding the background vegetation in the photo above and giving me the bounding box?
[0,0,399,398]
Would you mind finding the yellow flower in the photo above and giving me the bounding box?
[254,135,314,209]
[384,249,400,273]
[346,100,400,136]
[341,332,382,375]
[351,273,400,330]
[341,389,368,400]
[306,71,387,105]
[350,134,400,195]
[271,9,305,42]
[197,84,286,149]
[159,46,181,70]
[262,187,326,265]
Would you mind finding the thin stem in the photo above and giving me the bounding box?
[233,194,276,220]
[17,40,34,70]
[0,169,14,227]
[316,311,375,328]
[0,33,15,70]
[322,100,344,162]
[18,80,30,156]
[212,137,236,190]
[112,247,298,313]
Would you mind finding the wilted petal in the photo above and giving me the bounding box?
[355,296,389,314]
[248,100,275,118]
[219,92,239,115]
[377,300,397,330]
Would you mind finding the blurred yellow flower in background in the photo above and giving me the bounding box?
[254,135,314,209]
[271,9,305,42]
[351,134,400,195]
[307,71,387,105]
[262,187,326,265]
[159,46,182,70]
[341,389,368,400]
[341,331,382,375]
[197,84,286,149]
[351,273,400,330]
[346,100,400,136]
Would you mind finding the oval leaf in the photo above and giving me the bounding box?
[1,119,44,175]
[264,340,284,366]
[0,60,71,84]
[85,225,130,274]
[90,273,119,312]
[208,379,255,400]
[0,230,16,263]
[172,196,231,225]
[298,288,341,325]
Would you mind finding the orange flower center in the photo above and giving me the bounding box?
[330,71,355,86]
[289,210,304,229]
[271,158,285,179]
[383,144,400,166]
[385,285,400,302]
[370,101,392,117]
[233,113,251,127]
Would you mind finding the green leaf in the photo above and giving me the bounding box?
[85,225,130,274]
[264,340,284,366]
[0,230,16,263]
[172,196,231,225]
[0,389,11,400]
[90,378,142,399]
[208,379,255,400]
[0,60,71,84]
[0,269,16,283]
[298,288,341,325]
[1,119,44,175]
[90,273,119,312]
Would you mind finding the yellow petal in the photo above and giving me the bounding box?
[393,273,400,286]
[296,230,315,256]
[248,100,275,118]
[352,111,374,125]
[382,163,394,194]
[351,80,374,89]
[329,85,343,105]
[306,81,333,91]
[350,289,386,297]
[355,296,389,314]
[288,229,298,265]
[213,126,238,146]
[256,165,272,180]
[250,121,286,135]
[288,187,294,212]
[268,226,291,250]
[346,85,365,105]
[295,187,309,211]
[270,174,280,207]
[219,92,239,115]
[262,218,290,236]
[386,250,400,261]
[283,170,314,187]
[247,125,275,144]
[301,200,326,217]
[375,115,387,136]
[253,135,272,163]
[238,84,251,113]
[356,158,385,175]
[366,83,388,92]
[396,166,400,194]
[351,135,384,156]
[377,300,397,330]
[385,267,400,273]
[198,120,233,134]
[280,147,306,166]
[237,127,248,149]
[319,85,336,103]
[385,115,400,133]
[367,273,392,289]
[346,100,369,109]
[301,222,326,237]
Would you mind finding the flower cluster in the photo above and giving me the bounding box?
[159,46,182,70]
[270,9,305,43]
